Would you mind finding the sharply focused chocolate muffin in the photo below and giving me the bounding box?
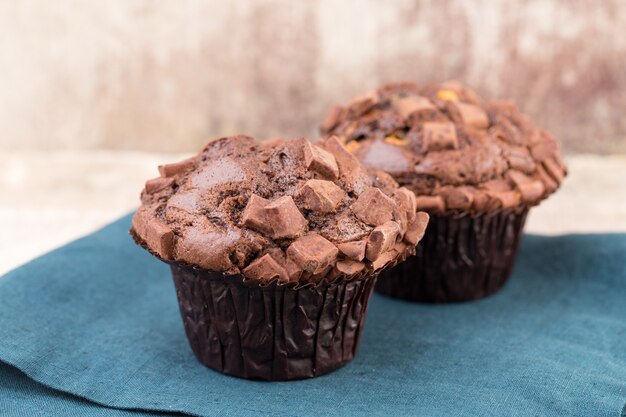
[130,135,428,380]
[320,81,566,302]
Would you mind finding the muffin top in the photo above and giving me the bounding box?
[131,135,429,284]
[320,81,566,214]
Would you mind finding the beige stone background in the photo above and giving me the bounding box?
[2,0,626,153]
[1,0,626,273]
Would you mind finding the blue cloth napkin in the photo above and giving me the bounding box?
[0,214,625,417]
[0,362,159,416]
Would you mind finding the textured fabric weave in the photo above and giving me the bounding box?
[0,362,161,416]
[0,214,625,416]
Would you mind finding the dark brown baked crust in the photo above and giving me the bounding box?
[320,81,567,214]
[131,135,428,284]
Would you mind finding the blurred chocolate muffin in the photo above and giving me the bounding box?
[320,81,566,302]
[130,135,428,380]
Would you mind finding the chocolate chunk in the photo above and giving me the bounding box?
[132,207,175,260]
[392,205,408,235]
[241,194,271,232]
[320,136,371,192]
[370,249,398,270]
[470,190,490,212]
[371,169,399,189]
[298,179,345,213]
[146,221,174,259]
[491,125,516,144]
[265,248,304,281]
[497,118,527,146]
[518,181,545,202]
[319,137,357,173]
[337,240,366,261]
[414,195,445,213]
[347,91,378,117]
[508,170,546,202]
[536,164,559,193]
[145,177,174,194]
[366,221,401,261]
[336,260,365,276]
[260,196,308,239]
[393,187,418,221]
[480,181,517,209]
[242,254,290,283]
[158,157,196,177]
[504,146,536,174]
[284,258,304,281]
[421,122,459,151]
[441,186,474,210]
[404,211,429,245]
[481,179,511,193]
[320,105,346,133]
[303,141,339,179]
[530,134,558,161]
[542,157,565,183]
[447,101,489,129]
[287,234,339,274]
[394,96,437,121]
[351,187,396,226]
[485,190,521,209]
[241,194,307,239]
[310,266,335,283]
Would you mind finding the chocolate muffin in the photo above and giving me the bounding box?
[320,81,566,302]
[130,135,428,380]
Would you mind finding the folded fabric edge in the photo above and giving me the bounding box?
[0,358,194,417]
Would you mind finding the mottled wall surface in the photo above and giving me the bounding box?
[1,0,625,153]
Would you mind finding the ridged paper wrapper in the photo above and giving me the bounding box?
[171,264,377,380]
[376,209,528,303]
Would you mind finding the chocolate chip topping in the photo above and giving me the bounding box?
[321,81,567,214]
[241,194,307,239]
[131,135,429,284]
[298,179,345,213]
[350,187,396,226]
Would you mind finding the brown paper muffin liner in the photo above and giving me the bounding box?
[375,208,528,303]
[170,263,378,381]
